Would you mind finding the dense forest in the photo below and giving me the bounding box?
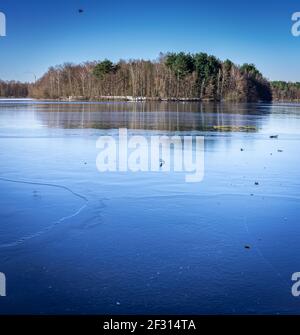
[0,80,28,98]
[271,81,300,101]
[0,52,299,102]
[28,53,272,102]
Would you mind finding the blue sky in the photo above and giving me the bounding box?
[0,0,299,82]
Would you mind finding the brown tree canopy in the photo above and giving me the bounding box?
[0,80,29,98]
[1,52,299,102]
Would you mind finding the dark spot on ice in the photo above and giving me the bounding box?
[270,135,278,139]
[277,149,283,153]
[254,182,259,186]
[244,245,251,249]
[240,148,244,151]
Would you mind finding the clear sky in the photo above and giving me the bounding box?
[0,0,299,82]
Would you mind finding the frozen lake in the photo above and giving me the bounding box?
[0,100,300,314]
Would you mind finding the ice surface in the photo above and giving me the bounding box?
[0,101,300,314]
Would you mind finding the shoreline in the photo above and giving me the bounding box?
[0,96,300,103]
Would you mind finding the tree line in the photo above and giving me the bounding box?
[271,81,300,101]
[1,52,299,102]
[28,53,272,102]
[0,80,29,98]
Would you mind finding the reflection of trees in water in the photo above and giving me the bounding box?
[34,102,273,132]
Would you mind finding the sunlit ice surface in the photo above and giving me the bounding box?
[0,100,300,314]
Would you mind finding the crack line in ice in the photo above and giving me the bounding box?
[112,193,300,202]
[0,177,88,202]
[0,177,88,248]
